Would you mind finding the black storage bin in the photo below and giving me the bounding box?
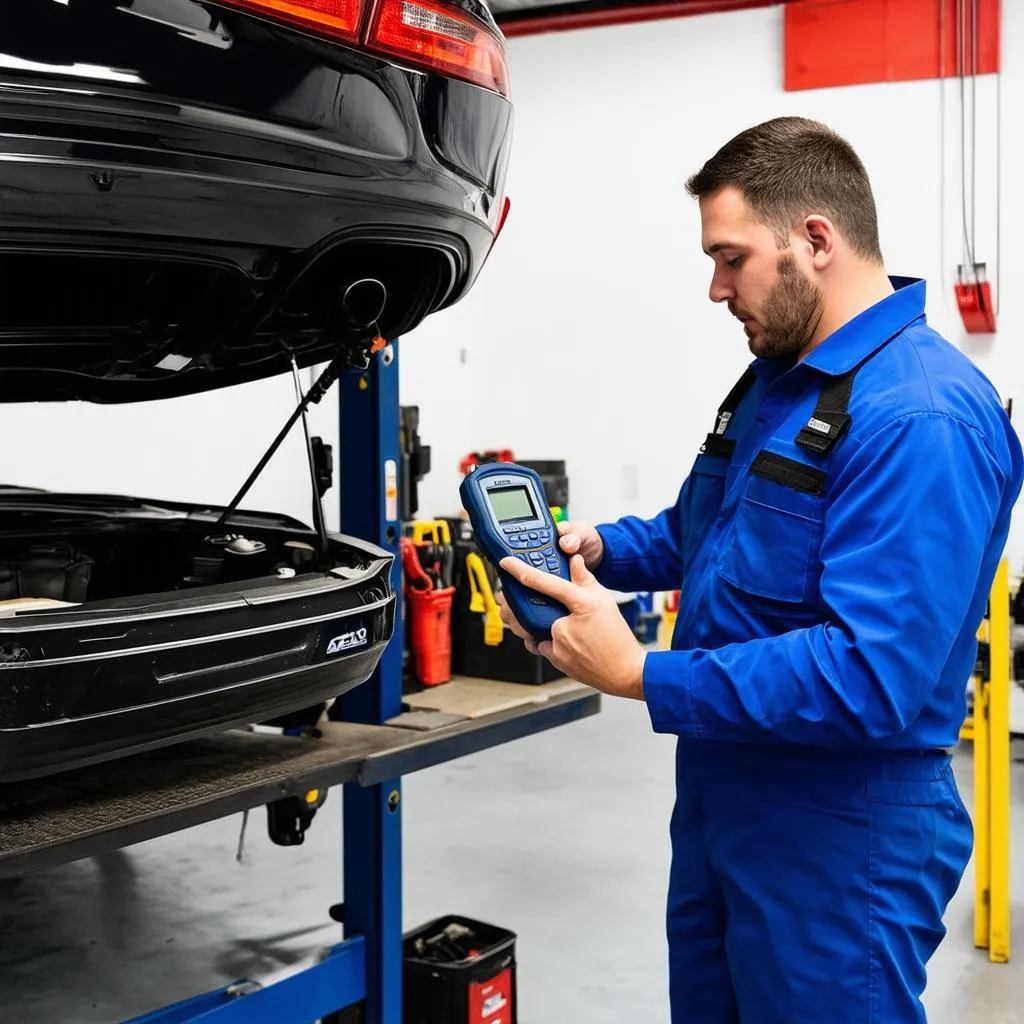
[517,460,568,511]
[403,915,516,1024]
[444,517,562,685]
[451,601,562,685]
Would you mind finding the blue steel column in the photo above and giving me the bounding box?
[338,339,403,1024]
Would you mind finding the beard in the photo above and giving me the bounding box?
[734,254,823,359]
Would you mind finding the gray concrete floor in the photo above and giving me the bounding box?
[0,698,1021,1022]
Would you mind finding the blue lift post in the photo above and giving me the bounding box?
[123,341,404,1024]
[338,337,405,1024]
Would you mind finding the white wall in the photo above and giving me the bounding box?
[0,369,343,532]
[400,3,1024,569]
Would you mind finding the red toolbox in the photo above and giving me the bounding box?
[403,915,517,1024]
[405,584,455,687]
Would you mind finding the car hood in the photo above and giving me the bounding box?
[0,329,350,405]
[0,486,298,529]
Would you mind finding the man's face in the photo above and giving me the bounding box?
[699,186,823,359]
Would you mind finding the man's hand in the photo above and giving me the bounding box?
[496,553,646,701]
[555,520,604,570]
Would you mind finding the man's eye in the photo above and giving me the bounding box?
[727,256,744,269]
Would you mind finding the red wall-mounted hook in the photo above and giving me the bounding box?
[955,265,997,334]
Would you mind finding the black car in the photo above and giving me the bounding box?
[0,0,513,781]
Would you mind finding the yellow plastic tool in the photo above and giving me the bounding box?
[658,609,678,650]
[465,552,504,646]
[412,519,451,545]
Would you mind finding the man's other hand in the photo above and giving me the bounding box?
[556,521,604,571]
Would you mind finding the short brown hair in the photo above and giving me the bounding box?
[685,117,883,263]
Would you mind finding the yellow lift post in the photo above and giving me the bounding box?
[962,557,1012,963]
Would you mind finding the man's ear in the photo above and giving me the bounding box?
[802,215,836,269]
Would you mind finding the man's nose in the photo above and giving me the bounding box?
[709,272,734,304]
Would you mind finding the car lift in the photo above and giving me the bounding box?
[0,339,601,1023]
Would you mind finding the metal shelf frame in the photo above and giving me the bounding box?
[0,339,600,1024]
[148,337,404,1023]
[128,337,410,1024]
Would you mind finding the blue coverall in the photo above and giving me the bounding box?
[593,278,1023,1022]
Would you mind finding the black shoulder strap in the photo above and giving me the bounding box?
[701,368,757,458]
[795,369,855,455]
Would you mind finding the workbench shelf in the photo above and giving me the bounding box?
[0,339,601,1024]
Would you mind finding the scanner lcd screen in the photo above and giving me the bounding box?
[488,486,535,523]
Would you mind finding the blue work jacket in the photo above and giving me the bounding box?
[595,277,1023,750]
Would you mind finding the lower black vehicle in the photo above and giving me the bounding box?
[0,490,395,782]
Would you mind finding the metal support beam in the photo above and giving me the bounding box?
[338,340,404,1023]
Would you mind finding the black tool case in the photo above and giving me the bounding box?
[444,521,562,686]
[403,914,517,1024]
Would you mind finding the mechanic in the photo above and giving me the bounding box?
[498,117,1024,1023]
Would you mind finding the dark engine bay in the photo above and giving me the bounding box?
[0,520,345,616]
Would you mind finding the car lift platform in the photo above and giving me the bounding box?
[0,341,603,1023]
[0,676,598,881]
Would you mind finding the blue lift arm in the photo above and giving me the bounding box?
[337,338,404,1024]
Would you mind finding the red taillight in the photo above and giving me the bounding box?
[367,0,510,98]
[494,195,511,240]
[217,0,363,42]
[214,0,510,99]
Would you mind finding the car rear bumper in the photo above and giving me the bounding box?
[0,640,390,783]
[0,74,500,363]
[0,79,498,255]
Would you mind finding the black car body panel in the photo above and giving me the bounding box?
[0,492,396,782]
[0,0,512,779]
[0,0,513,401]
